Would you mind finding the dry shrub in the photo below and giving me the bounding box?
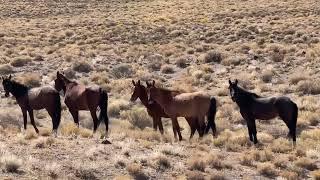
[0,64,14,75]
[273,156,288,169]
[161,64,175,74]
[1,154,22,173]
[18,72,41,87]
[207,154,232,169]
[252,149,274,162]
[295,157,317,171]
[210,172,226,180]
[111,64,134,79]
[289,74,308,85]
[240,154,254,167]
[175,57,189,68]
[73,61,92,73]
[188,156,206,172]
[24,130,38,140]
[260,70,273,83]
[296,80,320,94]
[201,50,222,63]
[270,138,293,153]
[300,129,320,141]
[257,162,277,177]
[75,165,97,180]
[148,61,162,71]
[45,162,60,179]
[121,107,152,130]
[108,99,130,117]
[60,123,92,138]
[11,56,32,67]
[221,56,243,66]
[155,155,171,170]
[127,163,147,179]
[186,171,205,180]
[269,45,286,62]
[280,171,299,180]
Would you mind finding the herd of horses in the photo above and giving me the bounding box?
[1,72,298,145]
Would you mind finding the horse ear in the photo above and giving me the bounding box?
[9,75,12,79]
[57,71,60,77]
[152,80,155,86]
[235,79,238,85]
[229,79,232,85]
[137,80,140,85]
[132,80,136,86]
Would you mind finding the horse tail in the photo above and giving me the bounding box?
[291,102,298,142]
[53,92,61,130]
[99,89,109,132]
[205,97,217,135]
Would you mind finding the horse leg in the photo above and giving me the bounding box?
[21,108,27,131]
[28,109,39,134]
[171,117,182,141]
[157,117,164,135]
[89,108,99,133]
[246,119,254,142]
[70,109,79,127]
[152,116,158,131]
[251,120,258,144]
[197,116,206,138]
[47,108,59,136]
[186,117,196,139]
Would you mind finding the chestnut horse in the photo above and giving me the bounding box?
[2,75,61,135]
[147,80,217,141]
[228,79,298,144]
[54,72,110,143]
[130,80,201,139]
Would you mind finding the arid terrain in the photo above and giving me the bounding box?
[0,0,320,179]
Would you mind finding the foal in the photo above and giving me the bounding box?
[2,75,61,134]
[147,80,217,141]
[228,79,298,144]
[54,72,109,137]
[130,80,201,139]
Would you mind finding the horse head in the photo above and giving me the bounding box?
[228,79,239,102]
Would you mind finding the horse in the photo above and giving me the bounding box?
[228,79,298,144]
[130,80,202,139]
[146,80,217,141]
[54,72,110,143]
[1,75,61,135]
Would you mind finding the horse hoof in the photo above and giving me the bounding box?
[101,139,112,144]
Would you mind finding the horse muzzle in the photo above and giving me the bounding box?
[4,92,9,97]
[148,99,154,105]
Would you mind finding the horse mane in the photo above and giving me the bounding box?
[237,86,261,98]
[156,87,182,97]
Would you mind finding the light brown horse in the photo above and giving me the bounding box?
[2,75,61,135]
[147,80,217,141]
[130,80,201,139]
[54,72,110,143]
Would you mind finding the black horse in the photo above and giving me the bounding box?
[228,79,298,144]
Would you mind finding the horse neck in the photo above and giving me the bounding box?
[153,89,172,107]
[235,89,255,107]
[138,92,150,107]
[10,82,29,98]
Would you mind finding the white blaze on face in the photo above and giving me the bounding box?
[230,88,235,98]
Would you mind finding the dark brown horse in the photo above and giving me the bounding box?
[2,75,61,135]
[54,72,110,143]
[130,80,202,139]
[228,79,298,144]
[147,80,216,141]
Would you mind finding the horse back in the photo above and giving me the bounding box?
[28,86,59,110]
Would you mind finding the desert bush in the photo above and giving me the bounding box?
[73,61,93,73]
[75,165,97,180]
[295,157,317,170]
[296,80,320,94]
[175,57,188,68]
[11,56,32,67]
[260,70,273,83]
[207,154,231,169]
[155,155,171,170]
[280,171,299,180]
[108,99,130,118]
[186,171,205,180]
[111,64,134,79]
[188,157,206,172]
[270,138,292,153]
[210,173,226,180]
[121,107,152,130]
[201,50,222,63]
[289,74,308,85]
[257,162,277,177]
[1,154,22,173]
[161,65,175,74]
[221,56,243,66]
[240,154,254,167]
[127,163,147,179]
[45,162,60,179]
[19,72,41,87]
[0,64,14,75]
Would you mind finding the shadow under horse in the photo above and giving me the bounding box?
[2,75,61,135]
[55,72,110,144]
[146,80,217,141]
[130,80,202,139]
[228,79,298,144]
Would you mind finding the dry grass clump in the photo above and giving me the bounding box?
[155,155,171,170]
[289,74,308,85]
[270,138,293,153]
[206,154,232,169]
[127,163,147,179]
[108,99,130,117]
[188,156,206,172]
[294,157,317,171]
[296,80,320,94]
[74,164,97,180]
[11,56,32,67]
[0,154,23,173]
[201,50,222,63]
[121,107,152,130]
[175,57,189,68]
[257,162,277,177]
[210,172,226,180]
[161,64,175,74]
[60,123,92,138]
[269,45,286,62]
[186,171,205,180]
[24,130,38,140]
[279,171,299,180]
[72,61,93,73]
[0,64,14,75]
[45,162,61,179]
[18,72,41,87]
[273,155,288,169]
[260,70,273,83]
[111,64,134,79]
[240,154,254,167]
[221,56,243,66]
